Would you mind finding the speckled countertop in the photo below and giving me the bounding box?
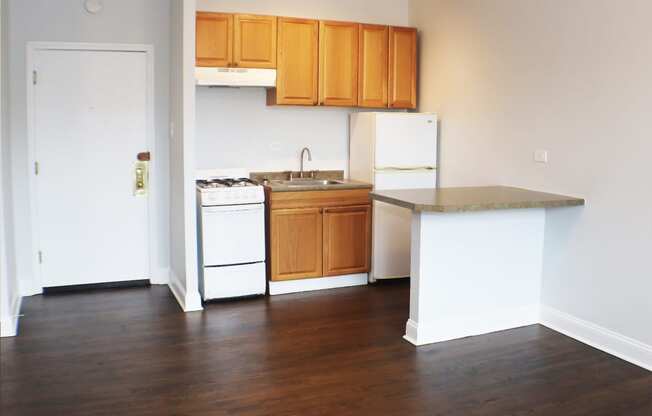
[251,170,372,192]
[370,186,585,213]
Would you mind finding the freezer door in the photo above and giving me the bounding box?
[374,113,437,169]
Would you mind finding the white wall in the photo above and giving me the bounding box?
[1,0,21,337]
[196,88,353,172]
[169,0,202,312]
[195,0,409,173]
[410,0,652,352]
[8,0,171,294]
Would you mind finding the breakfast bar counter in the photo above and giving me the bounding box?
[370,186,585,346]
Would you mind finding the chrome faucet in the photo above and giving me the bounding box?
[299,147,312,178]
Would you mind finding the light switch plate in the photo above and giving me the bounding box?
[534,149,548,163]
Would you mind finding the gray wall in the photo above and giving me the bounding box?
[410,0,652,347]
[7,0,171,294]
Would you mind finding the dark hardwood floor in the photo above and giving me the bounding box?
[1,281,650,416]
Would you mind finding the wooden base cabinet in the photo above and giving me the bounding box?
[269,190,372,282]
[270,208,323,281]
[323,205,371,276]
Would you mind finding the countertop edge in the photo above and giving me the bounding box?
[266,183,373,193]
[370,191,585,213]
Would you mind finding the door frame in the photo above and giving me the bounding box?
[25,42,160,294]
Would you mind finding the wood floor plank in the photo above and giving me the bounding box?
[1,282,650,416]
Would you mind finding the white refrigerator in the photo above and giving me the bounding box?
[349,112,438,281]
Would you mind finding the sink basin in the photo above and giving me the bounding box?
[272,179,345,187]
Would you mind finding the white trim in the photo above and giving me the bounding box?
[540,305,652,372]
[269,274,368,296]
[25,42,161,294]
[403,305,540,346]
[168,271,186,310]
[0,295,22,338]
[168,270,203,312]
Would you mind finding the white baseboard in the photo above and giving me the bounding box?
[404,305,540,346]
[269,274,368,296]
[541,305,652,372]
[168,270,203,312]
[0,295,22,338]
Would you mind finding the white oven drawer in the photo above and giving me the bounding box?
[201,203,265,266]
[202,262,266,300]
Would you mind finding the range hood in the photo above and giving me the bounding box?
[195,67,276,87]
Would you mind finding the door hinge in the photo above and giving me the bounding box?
[38,251,43,264]
[34,161,39,175]
[33,70,38,85]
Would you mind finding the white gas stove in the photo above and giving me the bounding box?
[196,173,266,301]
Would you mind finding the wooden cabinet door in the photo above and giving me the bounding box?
[271,208,323,281]
[234,14,277,68]
[359,24,389,108]
[196,12,233,67]
[389,26,417,109]
[269,17,319,106]
[323,205,371,276]
[319,21,359,107]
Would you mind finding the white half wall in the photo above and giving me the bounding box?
[195,0,409,173]
[410,0,652,367]
[169,0,202,312]
[7,0,172,295]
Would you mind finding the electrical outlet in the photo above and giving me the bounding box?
[534,150,548,163]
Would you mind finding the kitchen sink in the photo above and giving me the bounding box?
[271,179,345,187]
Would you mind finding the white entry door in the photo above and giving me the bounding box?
[33,48,150,288]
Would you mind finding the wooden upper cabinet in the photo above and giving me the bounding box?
[270,208,323,281]
[358,24,389,108]
[322,205,371,276]
[389,26,417,109]
[268,17,319,106]
[319,21,359,107]
[196,12,233,67]
[233,14,277,68]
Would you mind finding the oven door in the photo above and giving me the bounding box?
[201,203,265,266]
